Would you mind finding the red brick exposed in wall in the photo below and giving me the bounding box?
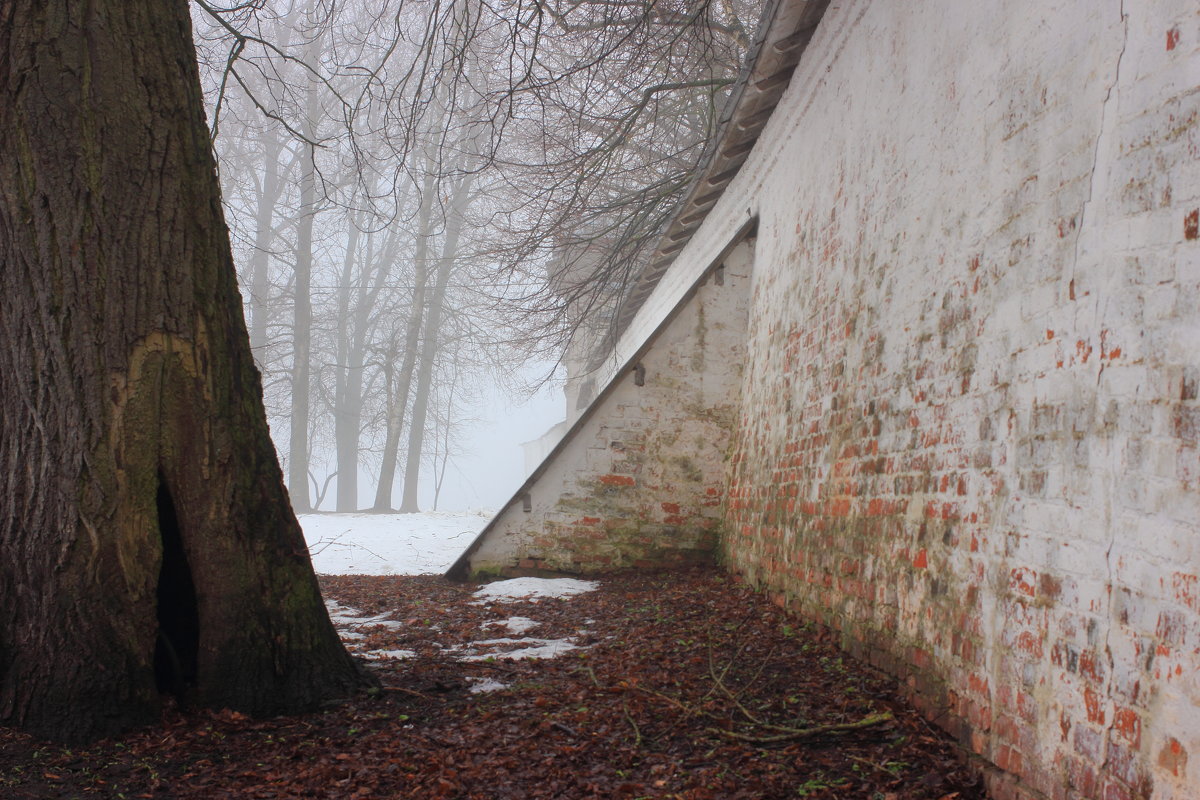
[720,1,1200,798]
[465,244,754,575]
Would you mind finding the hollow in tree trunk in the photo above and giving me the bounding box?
[0,0,370,742]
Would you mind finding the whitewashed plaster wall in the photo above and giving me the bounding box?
[454,0,1198,795]
[715,2,1200,799]
[459,243,754,575]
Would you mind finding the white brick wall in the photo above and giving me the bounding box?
[452,1,1199,795]
[718,1,1200,798]
[459,242,754,575]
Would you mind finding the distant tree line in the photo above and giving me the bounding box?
[191,0,760,512]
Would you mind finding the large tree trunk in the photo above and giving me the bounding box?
[0,0,369,742]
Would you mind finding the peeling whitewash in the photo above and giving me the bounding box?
[456,243,753,575]
[455,1,1200,797]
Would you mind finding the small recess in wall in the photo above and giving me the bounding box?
[633,363,646,386]
[521,493,532,512]
[715,264,725,286]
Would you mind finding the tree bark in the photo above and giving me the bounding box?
[0,0,369,742]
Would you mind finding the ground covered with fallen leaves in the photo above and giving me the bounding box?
[1,568,988,799]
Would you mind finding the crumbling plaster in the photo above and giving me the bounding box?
[454,1,1200,797]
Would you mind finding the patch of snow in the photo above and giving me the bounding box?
[467,677,508,694]
[359,649,417,660]
[324,599,403,636]
[308,515,601,669]
[302,511,493,575]
[329,613,402,632]
[455,637,585,661]
[325,599,357,615]
[473,577,600,602]
[468,637,536,646]
[485,616,539,635]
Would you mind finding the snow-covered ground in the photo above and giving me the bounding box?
[473,577,599,602]
[304,514,603,679]
[324,577,601,684]
[300,511,492,575]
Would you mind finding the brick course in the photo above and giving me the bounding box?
[722,1,1200,798]
[459,243,753,575]
[452,1,1199,796]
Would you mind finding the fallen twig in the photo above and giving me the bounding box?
[550,721,578,737]
[708,712,894,744]
[579,664,602,688]
[631,684,701,717]
[847,754,898,775]
[622,699,643,748]
[375,686,432,700]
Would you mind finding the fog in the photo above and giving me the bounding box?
[307,369,564,512]
[189,0,755,514]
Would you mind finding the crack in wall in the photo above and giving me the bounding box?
[1086,0,1130,783]
[1068,0,1129,300]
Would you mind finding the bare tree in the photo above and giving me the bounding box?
[399,149,481,511]
[190,0,760,512]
